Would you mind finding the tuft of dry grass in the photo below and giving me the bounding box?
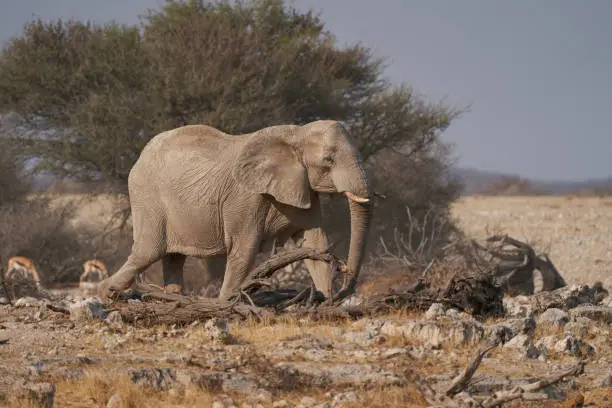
[231,315,348,345]
[54,372,215,408]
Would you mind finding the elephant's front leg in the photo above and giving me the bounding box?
[301,227,333,298]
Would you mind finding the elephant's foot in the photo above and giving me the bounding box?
[97,276,134,302]
[97,278,115,302]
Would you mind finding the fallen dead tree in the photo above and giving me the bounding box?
[417,342,586,407]
[472,234,566,296]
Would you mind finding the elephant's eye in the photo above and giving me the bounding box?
[323,154,334,163]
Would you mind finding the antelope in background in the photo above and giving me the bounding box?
[80,259,108,283]
[5,256,42,286]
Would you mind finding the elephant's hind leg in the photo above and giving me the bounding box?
[162,253,186,294]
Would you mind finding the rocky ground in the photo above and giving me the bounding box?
[0,283,611,408]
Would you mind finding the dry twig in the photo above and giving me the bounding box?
[418,342,586,408]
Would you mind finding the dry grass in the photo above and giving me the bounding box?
[53,372,215,408]
[231,315,348,345]
[452,195,612,287]
[333,385,427,408]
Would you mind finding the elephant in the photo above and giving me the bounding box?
[98,120,371,301]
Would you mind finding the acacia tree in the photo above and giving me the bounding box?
[0,0,465,268]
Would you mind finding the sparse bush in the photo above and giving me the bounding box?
[361,205,464,292]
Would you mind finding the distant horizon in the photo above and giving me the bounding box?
[1,0,611,181]
[454,166,611,185]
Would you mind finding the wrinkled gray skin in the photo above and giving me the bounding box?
[98,120,371,301]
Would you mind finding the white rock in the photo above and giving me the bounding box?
[204,318,231,345]
[569,305,612,324]
[425,303,446,319]
[503,296,534,317]
[535,335,557,352]
[503,334,539,359]
[332,390,360,407]
[69,298,107,321]
[363,319,385,339]
[105,311,124,330]
[381,319,484,348]
[537,308,569,327]
[445,308,462,319]
[553,333,595,357]
[14,297,46,308]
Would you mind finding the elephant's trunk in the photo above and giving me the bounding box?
[343,193,371,294]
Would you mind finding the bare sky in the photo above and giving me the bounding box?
[1,0,611,181]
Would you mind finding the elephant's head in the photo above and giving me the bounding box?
[233,120,371,299]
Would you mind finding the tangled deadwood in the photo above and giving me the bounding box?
[417,343,586,407]
[472,235,566,296]
[107,233,567,326]
[112,244,510,326]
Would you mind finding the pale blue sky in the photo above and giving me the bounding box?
[1,0,611,181]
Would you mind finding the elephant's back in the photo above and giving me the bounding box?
[144,125,234,158]
[131,125,236,178]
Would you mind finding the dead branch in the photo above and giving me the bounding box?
[481,359,586,408]
[241,248,339,294]
[417,343,498,407]
[445,343,498,397]
[419,341,586,408]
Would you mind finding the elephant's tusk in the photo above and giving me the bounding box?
[343,191,370,203]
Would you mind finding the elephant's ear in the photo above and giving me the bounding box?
[232,133,311,209]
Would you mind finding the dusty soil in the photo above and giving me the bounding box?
[0,286,610,408]
[452,196,612,287]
